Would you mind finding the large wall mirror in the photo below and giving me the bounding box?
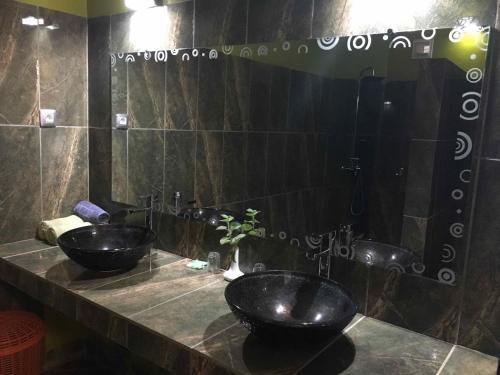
[110,26,490,285]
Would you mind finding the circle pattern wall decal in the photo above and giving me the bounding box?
[449,223,464,238]
[438,268,456,285]
[441,244,456,263]
[389,36,412,48]
[421,28,436,40]
[451,189,464,200]
[317,36,339,50]
[257,45,268,56]
[347,35,371,51]
[466,68,483,83]
[460,92,481,120]
[455,131,472,161]
[459,169,472,183]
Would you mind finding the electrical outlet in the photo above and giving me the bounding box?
[40,109,56,127]
[115,113,128,129]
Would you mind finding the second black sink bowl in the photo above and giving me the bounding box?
[57,225,156,271]
[225,271,358,343]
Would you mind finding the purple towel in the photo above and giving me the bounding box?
[73,201,110,224]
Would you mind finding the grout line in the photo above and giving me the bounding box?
[293,316,366,374]
[129,279,222,318]
[191,322,239,349]
[436,345,456,375]
[4,246,57,259]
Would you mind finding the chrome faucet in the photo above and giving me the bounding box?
[333,224,358,259]
[306,231,336,279]
[167,191,196,216]
[128,194,158,231]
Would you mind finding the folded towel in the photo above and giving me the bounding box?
[186,260,208,270]
[37,215,92,245]
[73,201,110,224]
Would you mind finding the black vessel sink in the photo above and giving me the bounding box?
[225,271,357,343]
[57,225,156,271]
[351,239,423,274]
[178,207,244,226]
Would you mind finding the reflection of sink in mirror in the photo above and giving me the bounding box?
[348,239,424,275]
[178,207,244,227]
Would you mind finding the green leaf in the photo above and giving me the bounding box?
[248,230,258,236]
[241,223,252,232]
[216,226,227,231]
[231,233,246,244]
[220,214,229,219]
[220,237,231,245]
[230,222,241,230]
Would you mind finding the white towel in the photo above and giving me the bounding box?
[37,215,92,245]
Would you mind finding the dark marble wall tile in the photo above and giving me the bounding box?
[312,0,496,37]
[194,0,247,47]
[110,12,132,53]
[246,133,267,199]
[221,133,246,203]
[0,127,41,243]
[459,159,500,357]
[89,128,112,204]
[165,1,194,49]
[0,0,38,125]
[307,134,327,188]
[195,132,223,206]
[128,60,165,129]
[400,215,431,256]
[266,134,286,195]
[269,66,290,132]
[367,268,460,342]
[403,140,437,218]
[39,9,87,127]
[285,133,308,191]
[287,71,317,132]
[41,127,88,220]
[197,54,226,130]
[111,129,128,203]
[166,55,198,130]
[111,58,128,126]
[88,16,111,128]
[482,31,500,159]
[127,130,164,206]
[224,57,250,131]
[164,131,196,202]
[247,0,313,43]
[248,62,271,131]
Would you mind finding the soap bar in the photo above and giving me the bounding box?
[187,260,208,270]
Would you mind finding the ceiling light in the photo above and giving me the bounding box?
[46,24,60,30]
[22,16,44,26]
[125,0,162,11]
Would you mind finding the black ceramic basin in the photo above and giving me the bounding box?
[57,225,156,271]
[179,207,244,226]
[351,239,424,274]
[225,271,358,343]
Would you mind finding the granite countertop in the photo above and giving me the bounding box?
[0,239,498,375]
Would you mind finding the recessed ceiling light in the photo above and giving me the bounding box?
[22,16,44,26]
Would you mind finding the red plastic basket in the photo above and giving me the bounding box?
[0,311,45,375]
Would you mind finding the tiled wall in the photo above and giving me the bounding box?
[0,0,88,244]
[87,0,500,357]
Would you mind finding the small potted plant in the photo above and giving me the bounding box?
[217,209,261,281]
